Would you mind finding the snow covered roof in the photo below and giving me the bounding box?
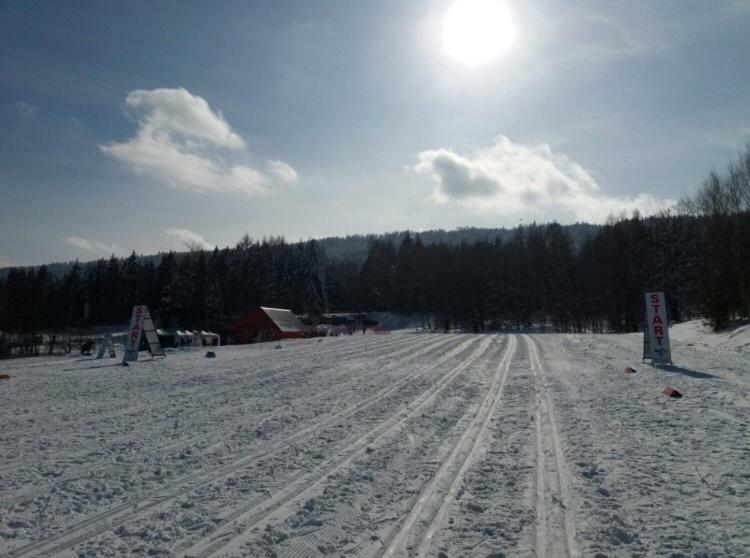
[261,307,305,332]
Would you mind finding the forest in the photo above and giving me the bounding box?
[1,148,749,349]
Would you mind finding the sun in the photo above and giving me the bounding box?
[442,0,516,66]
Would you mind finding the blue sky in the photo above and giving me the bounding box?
[1,0,749,266]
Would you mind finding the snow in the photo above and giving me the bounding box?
[0,330,748,557]
[670,319,750,353]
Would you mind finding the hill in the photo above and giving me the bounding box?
[0,223,601,276]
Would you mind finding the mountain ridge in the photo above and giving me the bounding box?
[0,223,600,277]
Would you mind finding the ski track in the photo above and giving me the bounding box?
[0,333,424,482]
[0,332,406,442]
[231,338,509,558]
[2,330,748,557]
[1,333,451,498]
[526,334,578,558]
[180,334,459,455]
[176,335,494,558]
[0,336,446,482]
[3,334,478,557]
[377,334,517,558]
[1,331,399,426]
[0,335,378,450]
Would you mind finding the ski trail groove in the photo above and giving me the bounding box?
[1,332,407,438]
[1,332,383,437]
[158,333,456,454]
[0,333,408,469]
[377,334,517,558]
[6,335,476,558]
[178,336,496,558]
[1,334,447,505]
[526,334,578,558]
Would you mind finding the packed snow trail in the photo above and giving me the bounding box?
[526,334,578,558]
[1,333,439,502]
[378,335,516,557]
[4,334,473,557]
[179,335,494,557]
[1,330,747,556]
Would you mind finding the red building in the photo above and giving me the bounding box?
[226,307,306,344]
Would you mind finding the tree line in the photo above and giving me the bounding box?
[357,146,750,332]
[1,147,748,347]
[0,236,329,343]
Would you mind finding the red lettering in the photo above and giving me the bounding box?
[126,306,147,352]
[650,294,659,304]
[653,315,663,325]
[655,336,663,346]
[130,321,141,346]
[654,325,663,335]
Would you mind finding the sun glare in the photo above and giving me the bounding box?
[442,0,516,66]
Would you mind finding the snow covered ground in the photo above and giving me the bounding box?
[670,319,750,354]
[0,328,748,557]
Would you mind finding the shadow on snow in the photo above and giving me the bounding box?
[655,364,718,380]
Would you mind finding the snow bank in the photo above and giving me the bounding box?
[670,319,750,353]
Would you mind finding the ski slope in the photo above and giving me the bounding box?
[1,330,747,557]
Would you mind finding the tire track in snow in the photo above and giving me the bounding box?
[5,335,477,557]
[176,336,496,558]
[376,334,517,558]
[526,334,579,558]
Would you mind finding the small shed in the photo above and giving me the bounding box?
[227,307,305,344]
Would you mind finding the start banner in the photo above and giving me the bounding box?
[123,305,146,362]
[644,292,672,365]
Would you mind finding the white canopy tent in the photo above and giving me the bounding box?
[200,330,221,346]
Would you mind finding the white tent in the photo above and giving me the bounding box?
[176,330,192,346]
[190,331,202,347]
[201,330,221,346]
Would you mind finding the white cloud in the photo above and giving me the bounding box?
[15,101,37,119]
[266,159,299,183]
[412,135,674,222]
[63,235,122,254]
[100,87,297,195]
[123,88,244,149]
[163,228,214,251]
